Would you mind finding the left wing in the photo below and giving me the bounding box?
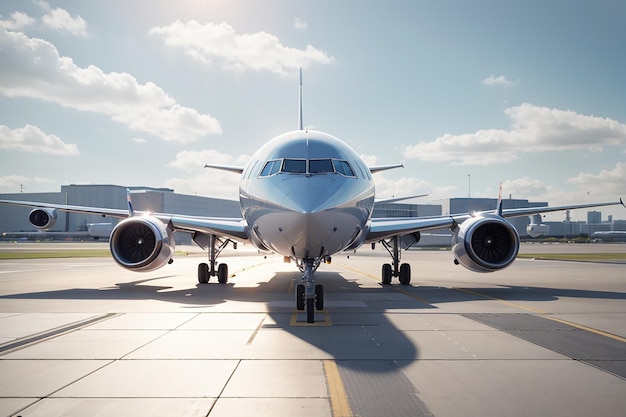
[365,198,625,242]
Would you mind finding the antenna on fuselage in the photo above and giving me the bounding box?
[298,67,304,131]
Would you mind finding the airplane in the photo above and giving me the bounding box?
[1,70,624,323]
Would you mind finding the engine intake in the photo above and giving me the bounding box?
[110,216,175,272]
[29,208,57,230]
[452,214,519,273]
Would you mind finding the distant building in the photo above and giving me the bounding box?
[587,210,602,224]
[373,202,440,218]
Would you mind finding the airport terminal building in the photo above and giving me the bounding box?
[2,184,621,244]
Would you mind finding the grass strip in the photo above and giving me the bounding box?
[517,253,626,262]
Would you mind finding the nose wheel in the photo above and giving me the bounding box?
[295,258,324,323]
[296,284,324,323]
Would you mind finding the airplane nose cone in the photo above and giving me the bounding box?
[280,177,337,214]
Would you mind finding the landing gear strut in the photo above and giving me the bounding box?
[195,233,233,284]
[380,235,411,285]
[295,258,324,323]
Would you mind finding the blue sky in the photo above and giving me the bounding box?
[1,0,625,221]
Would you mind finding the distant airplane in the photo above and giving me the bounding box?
[1,70,624,322]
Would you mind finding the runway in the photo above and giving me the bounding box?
[0,243,625,416]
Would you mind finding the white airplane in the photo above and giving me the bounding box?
[1,71,624,322]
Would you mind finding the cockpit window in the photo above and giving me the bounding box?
[333,160,355,177]
[259,159,281,177]
[282,159,307,173]
[259,158,356,177]
[309,159,334,174]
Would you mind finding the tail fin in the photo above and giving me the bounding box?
[126,189,135,217]
[298,67,303,130]
[496,183,503,216]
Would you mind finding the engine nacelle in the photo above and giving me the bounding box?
[110,216,175,272]
[29,208,58,230]
[452,214,520,273]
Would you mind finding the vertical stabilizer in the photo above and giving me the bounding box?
[126,188,135,217]
[496,183,503,216]
[298,68,303,130]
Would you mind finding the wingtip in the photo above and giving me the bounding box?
[620,197,625,208]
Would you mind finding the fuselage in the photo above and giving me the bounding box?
[239,130,375,260]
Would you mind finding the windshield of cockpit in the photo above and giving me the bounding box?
[258,158,355,177]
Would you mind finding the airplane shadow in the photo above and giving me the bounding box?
[2,268,626,373]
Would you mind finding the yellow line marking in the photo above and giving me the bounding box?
[245,315,266,345]
[454,287,626,344]
[290,310,333,326]
[392,287,432,305]
[542,315,626,343]
[336,262,380,281]
[453,287,547,314]
[337,262,432,305]
[323,360,353,417]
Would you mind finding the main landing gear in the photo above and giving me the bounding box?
[379,235,411,285]
[195,233,234,284]
[295,258,324,323]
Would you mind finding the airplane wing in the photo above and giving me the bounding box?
[0,199,248,242]
[366,216,455,242]
[0,199,130,218]
[365,198,625,242]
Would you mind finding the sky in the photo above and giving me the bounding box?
[1,0,625,221]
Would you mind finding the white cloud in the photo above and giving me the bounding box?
[294,18,308,30]
[1,3,87,37]
[567,162,626,199]
[0,124,79,156]
[359,154,381,166]
[167,149,249,171]
[403,103,626,165]
[166,149,250,199]
[0,175,57,192]
[0,28,221,142]
[40,4,87,37]
[373,176,432,200]
[0,11,35,30]
[482,75,517,86]
[149,20,333,76]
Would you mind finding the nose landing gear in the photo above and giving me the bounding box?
[295,258,324,323]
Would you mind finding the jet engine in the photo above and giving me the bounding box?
[29,208,57,230]
[452,214,520,273]
[109,216,175,272]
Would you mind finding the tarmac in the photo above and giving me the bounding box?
[0,242,625,417]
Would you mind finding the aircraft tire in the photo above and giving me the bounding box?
[217,263,228,284]
[296,284,305,310]
[315,284,324,310]
[382,263,392,285]
[198,263,209,284]
[306,298,315,323]
[399,263,411,285]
